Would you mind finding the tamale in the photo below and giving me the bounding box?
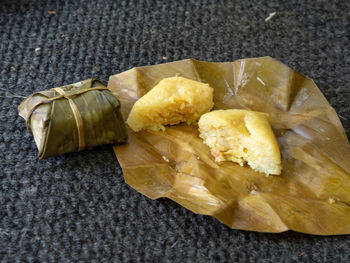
[127,76,214,131]
[109,57,350,235]
[18,79,127,159]
[198,109,282,175]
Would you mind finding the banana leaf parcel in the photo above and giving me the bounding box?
[108,57,350,235]
[18,79,127,159]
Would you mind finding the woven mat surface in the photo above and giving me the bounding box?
[1,0,349,262]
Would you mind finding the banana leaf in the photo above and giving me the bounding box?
[18,79,127,159]
[108,57,350,235]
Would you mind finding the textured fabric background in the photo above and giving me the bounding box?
[1,0,350,262]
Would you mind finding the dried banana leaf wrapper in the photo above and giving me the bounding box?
[18,79,127,159]
[108,57,350,235]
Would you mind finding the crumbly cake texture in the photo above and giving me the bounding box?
[198,109,282,175]
[127,76,214,131]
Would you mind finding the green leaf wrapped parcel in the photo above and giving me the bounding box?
[18,79,127,159]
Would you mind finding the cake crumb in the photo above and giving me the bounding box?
[265,12,276,22]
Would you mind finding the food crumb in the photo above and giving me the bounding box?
[48,11,56,15]
[94,66,101,72]
[35,47,41,52]
[265,12,276,22]
[162,156,170,162]
[162,56,167,60]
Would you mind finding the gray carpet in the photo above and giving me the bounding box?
[1,0,350,262]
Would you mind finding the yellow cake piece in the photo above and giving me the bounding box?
[127,76,214,131]
[198,109,282,175]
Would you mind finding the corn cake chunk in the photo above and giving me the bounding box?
[198,109,282,175]
[127,76,214,131]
